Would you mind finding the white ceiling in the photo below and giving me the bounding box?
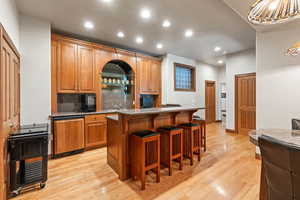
[223,0,300,32]
[16,0,257,66]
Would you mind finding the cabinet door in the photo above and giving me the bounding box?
[85,121,107,148]
[12,53,20,129]
[78,45,95,92]
[57,41,78,93]
[54,118,85,154]
[149,60,161,94]
[139,58,151,93]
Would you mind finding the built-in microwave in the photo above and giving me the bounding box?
[140,94,155,108]
[81,94,96,112]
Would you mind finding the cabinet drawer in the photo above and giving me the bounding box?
[85,114,107,123]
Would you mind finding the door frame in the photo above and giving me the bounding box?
[205,80,216,123]
[234,72,256,133]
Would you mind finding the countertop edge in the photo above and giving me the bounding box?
[50,107,204,118]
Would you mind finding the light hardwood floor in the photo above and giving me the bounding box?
[14,123,261,200]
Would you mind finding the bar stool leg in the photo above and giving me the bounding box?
[141,141,146,190]
[169,134,173,176]
[179,132,183,170]
[190,129,194,166]
[198,129,201,161]
[203,124,206,152]
[157,138,160,183]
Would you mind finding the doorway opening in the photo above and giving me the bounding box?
[205,80,216,123]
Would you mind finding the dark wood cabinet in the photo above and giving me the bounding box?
[54,118,85,155]
[85,115,107,148]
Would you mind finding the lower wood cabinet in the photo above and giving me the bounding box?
[85,121,107,148]
[85,115,107,148]
[54,118,85,155]
[53,114,111,156]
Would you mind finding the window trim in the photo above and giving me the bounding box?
[173,63,196,92]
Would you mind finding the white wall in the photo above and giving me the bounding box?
[162,54,219,119]
[226,49,256,130]
[20,15,51,124]
[257,27,300,129]
[0,0,19,49]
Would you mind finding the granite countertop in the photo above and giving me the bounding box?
[118,106,204,115]
[106,115,119,121]
[50,107,204,118]
[249,129,300,148]
[50,109,118,118]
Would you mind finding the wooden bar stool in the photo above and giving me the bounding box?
[193,119,206,152]
[179,123,201,166]
[157,126,183,176]
[130,130,160,190]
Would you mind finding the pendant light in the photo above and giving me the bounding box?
[287,41,300,56]
[248,0,300,25]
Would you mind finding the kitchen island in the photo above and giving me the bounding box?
[106,106,203,180]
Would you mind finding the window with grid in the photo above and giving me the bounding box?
[174,63,195,91]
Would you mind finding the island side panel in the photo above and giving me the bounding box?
[107,117,122,177]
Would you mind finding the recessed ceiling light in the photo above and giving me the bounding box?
[102,0,112,2]
[214,46,221,52]
[140,8,151,19]
[117,32,125,38]
[156,43,163,49]
[218,60,224,64]
[185,29,193,37]
[162,20,171,28]
[136,36,143,44]
[84,21,94,30]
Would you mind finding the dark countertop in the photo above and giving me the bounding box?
[118,106,204,116]
[50,109,118,118]
[50,107,204,119]
[249,129,300,147]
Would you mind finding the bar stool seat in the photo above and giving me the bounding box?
[130,130,160,190]
[179,123,201,166]
[133,130,159,137]
[157,126,183,176]
[180,123,199,127]
[159,126,181,131]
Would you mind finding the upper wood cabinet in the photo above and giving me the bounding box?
[138,57,161,94]
[77,45,95,92]
[55,40,96,93]
[57,41,77,92]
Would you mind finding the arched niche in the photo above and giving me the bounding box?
[101,60,135,110]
